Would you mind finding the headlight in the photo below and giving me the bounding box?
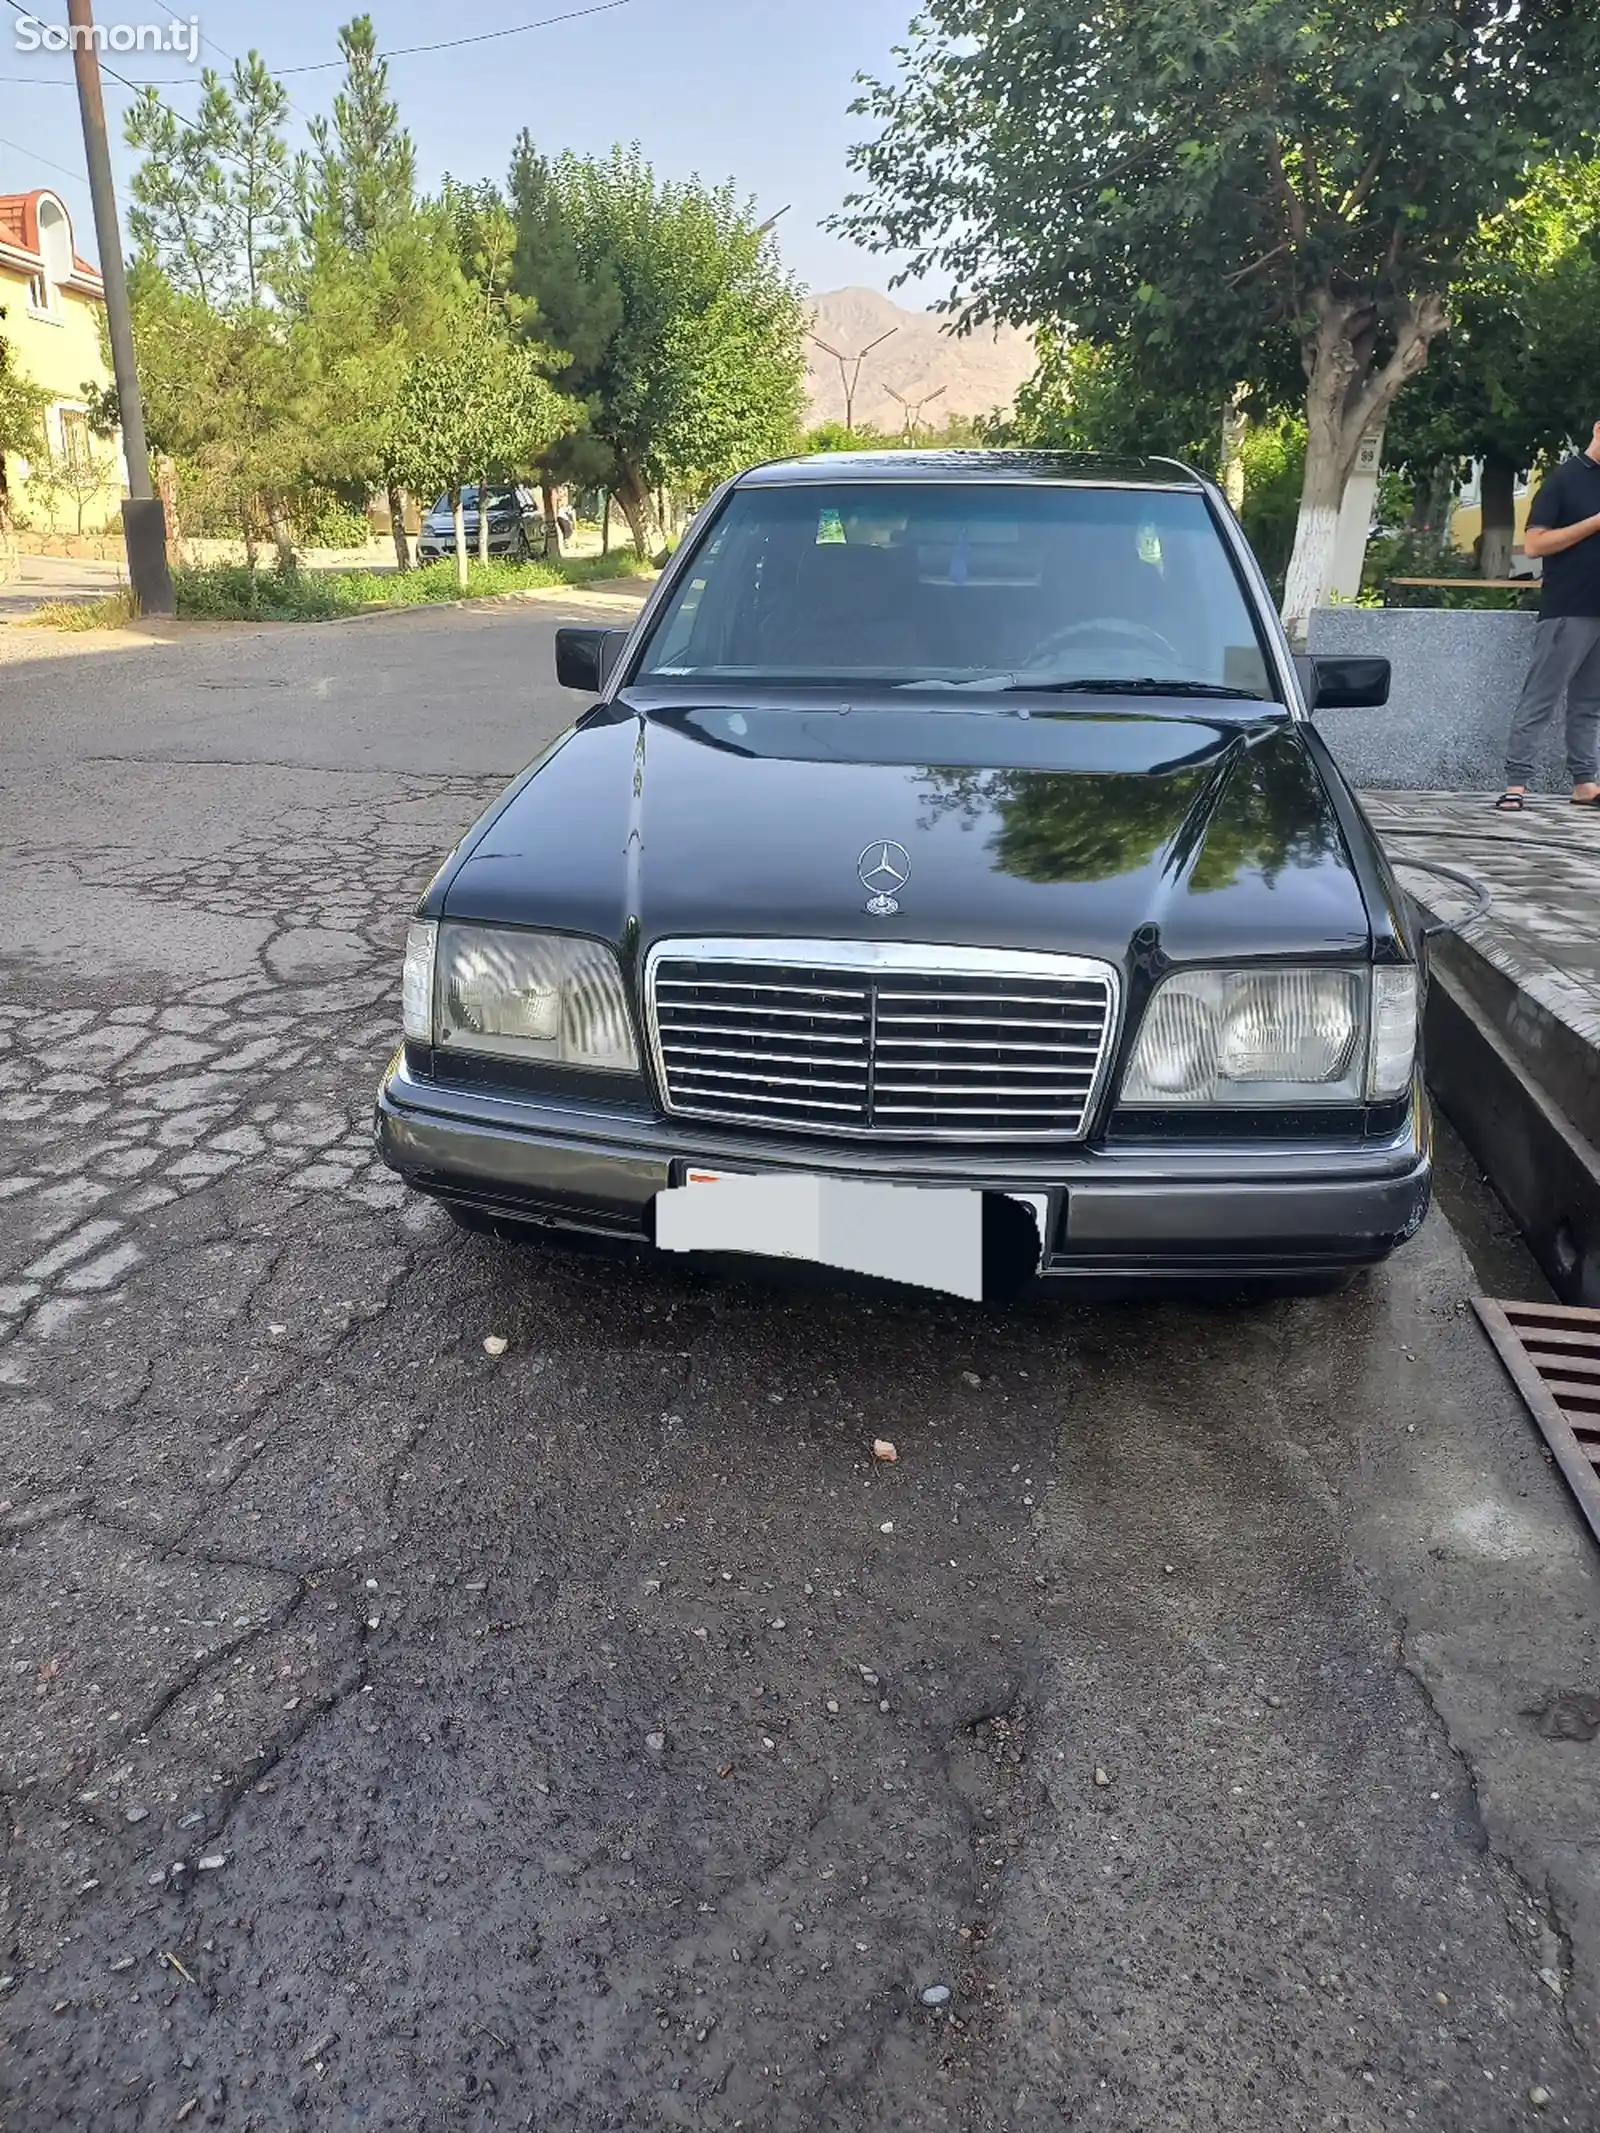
[429,923,639,1071]
[1122,965,1416,1106]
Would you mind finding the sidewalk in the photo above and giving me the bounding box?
[1368,790,1600,1299]
[0,552,126,624]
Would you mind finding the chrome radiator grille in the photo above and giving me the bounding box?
[646,942,1119,1139]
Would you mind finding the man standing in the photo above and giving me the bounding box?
[1498,419,1600,809]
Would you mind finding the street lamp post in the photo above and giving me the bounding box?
[809,328,898,437]
[65,0,174,615]
[885,383,947,446]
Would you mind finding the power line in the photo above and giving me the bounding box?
[0,125,88,190]
[279,0,635,74]
[4,0,214,149]
[149,0,231,63]
[0,71,200,83]
[144,0,316,130]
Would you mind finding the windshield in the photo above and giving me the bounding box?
[635,481,1275,699]
[430,487,521,516]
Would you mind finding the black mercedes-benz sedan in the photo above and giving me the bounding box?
[375,451,1429,1301]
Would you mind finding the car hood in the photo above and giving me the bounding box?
[439,690,1372,968]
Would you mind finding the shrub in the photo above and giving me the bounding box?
[170,547,651,622]
[298,495,374,549]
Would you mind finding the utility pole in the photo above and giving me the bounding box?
[66,0,174,615]
[809,328,897,436]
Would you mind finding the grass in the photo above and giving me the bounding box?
[24,589,141,631]
[172,548,652,622]
[14,548,652,629]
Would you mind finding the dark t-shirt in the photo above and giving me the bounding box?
[1527,452,1600,617]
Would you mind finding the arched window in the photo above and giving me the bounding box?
[35,196,73,306]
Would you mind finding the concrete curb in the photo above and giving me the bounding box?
[1426,962,1600,1305]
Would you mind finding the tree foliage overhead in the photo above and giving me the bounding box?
[305,14,415,257]
[126,55,304,308]
[1385,158,1600,567]
[509,142,806,554]
[839,1,1600,629]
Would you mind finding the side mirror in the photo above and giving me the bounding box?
[1310,654,1390,709]
[555,626,629,693]
[558,622,631,691]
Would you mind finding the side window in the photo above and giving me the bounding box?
[650,521,734,668]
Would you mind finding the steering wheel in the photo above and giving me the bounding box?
[1017,618,1184,672]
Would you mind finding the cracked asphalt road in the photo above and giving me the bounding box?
[2,600,1599,2133]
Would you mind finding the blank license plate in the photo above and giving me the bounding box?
[654,1169,1045,1301]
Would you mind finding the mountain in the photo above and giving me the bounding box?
[804,287,1036,435]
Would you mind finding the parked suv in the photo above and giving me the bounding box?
[416,485,574,563]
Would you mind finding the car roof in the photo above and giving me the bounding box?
[736,449,1206,489]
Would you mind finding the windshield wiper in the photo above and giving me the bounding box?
[1004,677,1262,699]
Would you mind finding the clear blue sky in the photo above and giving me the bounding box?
[0,0,934,297]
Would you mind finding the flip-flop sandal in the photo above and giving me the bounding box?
[1572,793,1600,807]
[1494,791,1526,811]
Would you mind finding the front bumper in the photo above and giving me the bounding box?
[417,531,524,559]
[375,1057,1432,1282]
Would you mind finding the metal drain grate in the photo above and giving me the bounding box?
[1474,1298,1600,1544]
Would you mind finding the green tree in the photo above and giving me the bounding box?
[988,332,1223,467]
[126,56,303,308]
[1384,159,1600,575]
[508,142,806,558]
[297,18,459,567]
[306,15,415,256]
[40,433,121,536]
[0,308,50,533]
[387,315,570,587]
[127,260,306,563]
[987,332,1307,591]
[125,55,307,558]
[296,208,469,564]
[442,178,548,561]
[839,1,1600,638]
[505,145,620,555]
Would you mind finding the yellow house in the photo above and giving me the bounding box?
[0,187,127,536]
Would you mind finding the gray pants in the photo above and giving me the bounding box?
[1505,614,1600,784]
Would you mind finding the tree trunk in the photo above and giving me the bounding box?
[601,493,610,555]
[1219,385,1248,514]
[541,476,563,560]
[1281,289,1447,644]
[451,487,468,592]
[267,497,296,570]
[1480,452,1516,579]
[157,454,181,561]
[613,462,658,561]
[387,481,410,571]
[1281,441,1346,645]
[476,476,490,568]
